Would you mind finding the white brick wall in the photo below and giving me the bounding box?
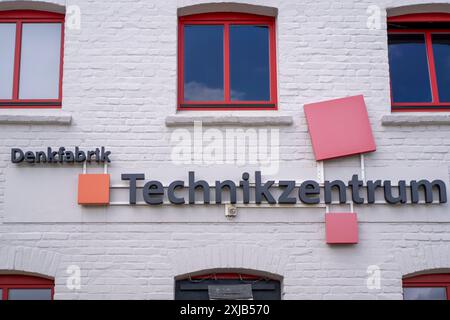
[1,0,450,299]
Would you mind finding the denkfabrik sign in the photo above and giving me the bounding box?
[10,147,448,206]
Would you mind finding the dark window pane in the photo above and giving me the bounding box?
[432,34,450,102]
[388,34,432,103]
[175,278,281,300]
[230,25,270,101]
[184,25,223,101]
[403,287,447,300]
[0,23,16,99]
[8,288,52,300]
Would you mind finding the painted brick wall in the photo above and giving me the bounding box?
[0,0,450,299]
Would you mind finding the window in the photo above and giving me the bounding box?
[0,10,64,108]
[0,274,54,300]
[175,272,281,300]
[387,13,450,111]
[403,273,450,300]
[178,13,277,110]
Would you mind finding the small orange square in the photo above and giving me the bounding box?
[78,174,110,205]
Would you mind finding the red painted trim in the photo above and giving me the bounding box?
[392,108,450,112]
[388,29,450,33]
[0,274,55,300]
[388,13,450,23]
[0,10,64,109]
[403,273,450,300]
[388,29,450,111]
[269,18,278,105]
[0,275,54,286]
[12,21,22,100]
[425,32,442,105]
[178,12,277,110]
[179,12,274,22]
[0,10,64,20]
[403,273,450,285]
[392,102,450,107]
[177,21,184,108]
[59,21,65,102]
[224,22,230,103]
[0,99,62,102]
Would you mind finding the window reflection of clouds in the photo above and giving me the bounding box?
[184,25,223,101]
[403,287,447,300]
[184,81,223,101]
[184,81,245,101]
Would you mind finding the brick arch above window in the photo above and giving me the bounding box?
[169,245,288,278]
[387,3,450,18]
[175,268,283,282]
[177,3,277,18]
[0,246,61,279]
[388,12,450,23]
[0,1,65,13]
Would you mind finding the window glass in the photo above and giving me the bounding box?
[388,34,432,103]
[403,287,447,300]
[175,278,281,300]
[0,24,16,99]
[8,288,52,300]
[230,25,270,101]
[184,25,224,101]
[19,23,61,99]
[432,34,450,102]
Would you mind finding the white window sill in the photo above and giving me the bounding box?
[0,110,72,125]
[381,114,450,126]
[166,112,293,127]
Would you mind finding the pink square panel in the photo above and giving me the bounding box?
[304,95,376,161]
[325,213,358,244]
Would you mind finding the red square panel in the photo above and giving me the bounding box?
[304,95,376,161]
[325,213,358,244]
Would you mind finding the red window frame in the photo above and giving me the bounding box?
[387,13,450,112]
[0,274,55,300]
[178,12,277,111]
[0,10,65,109]
[403,273,450,300]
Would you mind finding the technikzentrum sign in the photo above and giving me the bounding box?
[8,95,449,244]
[9,147,448,205]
